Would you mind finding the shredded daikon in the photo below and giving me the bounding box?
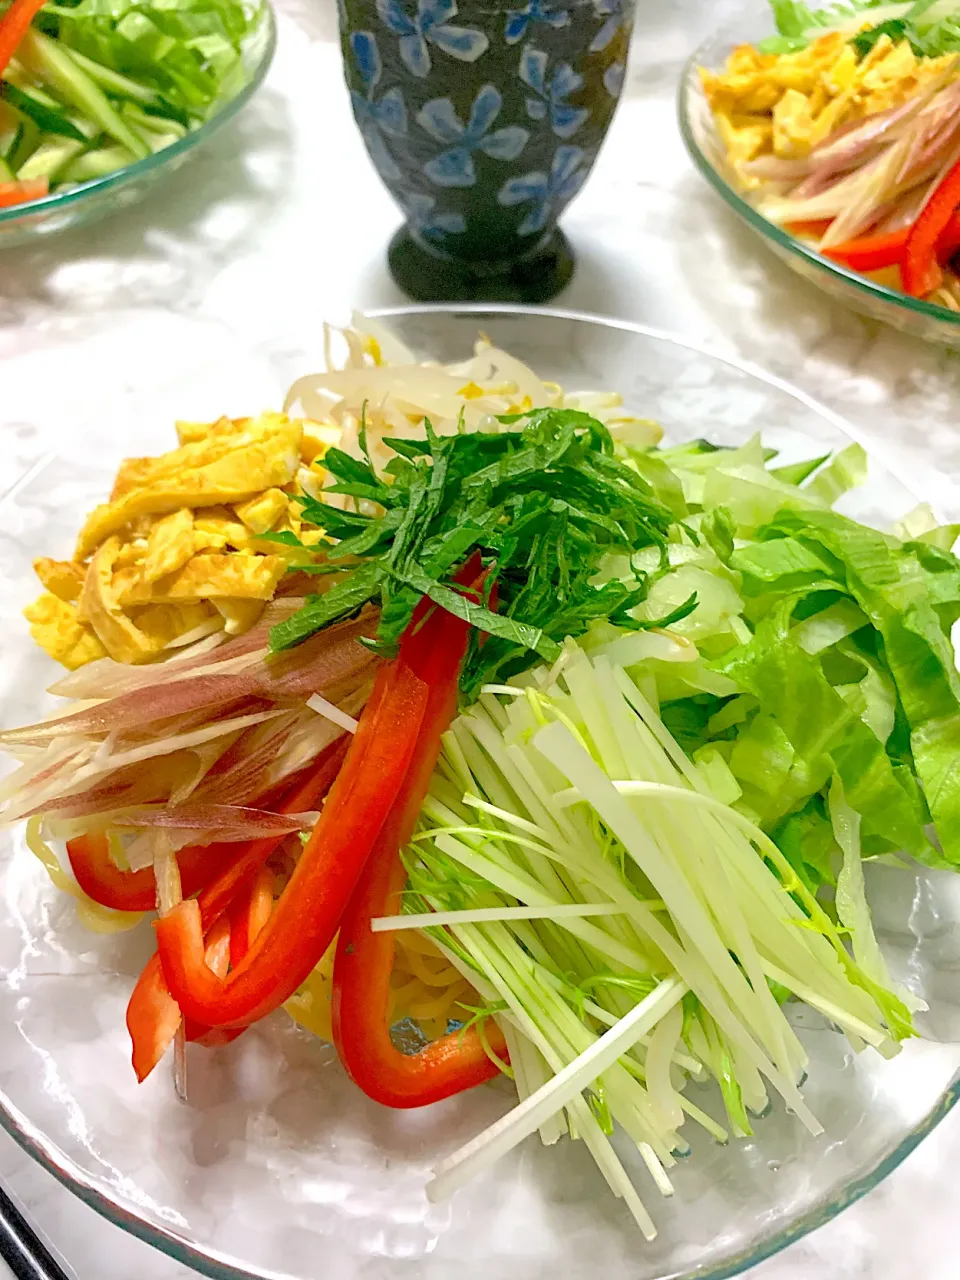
[307,693,359,734]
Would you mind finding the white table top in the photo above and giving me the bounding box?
[2,0,960,1275]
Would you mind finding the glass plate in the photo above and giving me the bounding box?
[1,306,959,1280]
[677,14,960,351]
[0,3,276,248]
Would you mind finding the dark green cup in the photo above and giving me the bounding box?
[338,0,636,302]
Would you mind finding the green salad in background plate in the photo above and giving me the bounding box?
[0,0,271,218]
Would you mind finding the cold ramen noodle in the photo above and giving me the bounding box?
[3,317,960,1239]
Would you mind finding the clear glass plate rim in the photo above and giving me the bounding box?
[1,302,956,1280]
[675,27,960,331]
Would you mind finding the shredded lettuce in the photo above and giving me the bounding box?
[758,509,960,862]
[0,0,264,194]
[47,0,262,119]
[762,0,960,57]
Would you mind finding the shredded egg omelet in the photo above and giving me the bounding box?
[26,411,341,668]
[702,33,957,180]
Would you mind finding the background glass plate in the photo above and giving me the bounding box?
[1,306,959,1280]
[677,10,960,352]
[0,3,276,248]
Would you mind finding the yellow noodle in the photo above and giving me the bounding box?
[25,817,144,934]
[404,946,465,988]
[284,936,337,1042]
[285,927,480,1045]
[395,931,447,956]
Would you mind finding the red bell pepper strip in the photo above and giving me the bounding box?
[822,212,960,274]
[0,0,46,77]
[0,177,48,208]
[331,686,508,1104]
[332,572,508,1108]
[190,870,275,1049]
[903,156,960,297]
[154,661,429,1029]
[126,916,232,1082]
[125,743,348,1080]
[822,226,910,272]
[66,831,240,913]
[228,865,274,970]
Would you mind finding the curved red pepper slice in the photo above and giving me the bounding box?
[125,742,348,1080]
[333,831,508,1108]
[191,868,276,1049]
[228,865,274,971]
[126,917,231,1082]
[0,0,46,77]
[154,661,429,1029]
[903,156,960,297]
[332,570,508,1108]
[66,832,241,914]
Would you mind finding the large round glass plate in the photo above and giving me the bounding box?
[677,13,960,351]
[1,306,959,1280]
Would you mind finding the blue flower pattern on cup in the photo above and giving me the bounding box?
[342,0,635,250]
[503,0,570,46]
[418,85,528,187]
[603,60,625,97]
[376,0,488,78]
[398,191,466,241]
[519,48,588,139]
[349,31,408,181]
[497,144,587,236]
[589,0,625,52]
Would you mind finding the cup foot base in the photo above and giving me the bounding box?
[387,228,575,304]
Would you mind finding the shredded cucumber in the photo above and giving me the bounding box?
[0,0,263,200]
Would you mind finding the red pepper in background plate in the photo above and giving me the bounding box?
[903,155,960,297]
[0,178,47,208]
[154,662,429,1029]
[126,743,348,1080]
[0,0,46,76]
[823,212,960,274]
[332,563,508,1108]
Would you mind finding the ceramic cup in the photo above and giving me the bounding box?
[338,0,636,302]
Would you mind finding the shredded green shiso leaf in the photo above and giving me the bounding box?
[0,0,263,188]
[266,409,684,703]
[271,405,960,869]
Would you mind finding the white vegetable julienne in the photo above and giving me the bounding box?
[151,833,188,1101]
[427,977,686,1205]
[404,641,906,1237]
[163,616,226,649]
[371,902,629,932]
[306,693,359,734]
[284,317,663,473]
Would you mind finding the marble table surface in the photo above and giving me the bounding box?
[2,0,960,1276]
